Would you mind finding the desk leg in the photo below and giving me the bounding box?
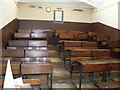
[70,61,73,78]
[50,73,52,90]
[79,64,83,90]
[102,71,107,82]
[64,50,66,65]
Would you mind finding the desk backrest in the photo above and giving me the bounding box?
[74,34,88,40]
[97,35,109,41]
[32,29,45,33]
[9,40,29,47]
[108,40,119,48]
[25,50,48,57]
[71,49,92,57]
[7,46,47,50]
[31,33,46,39]
[59,34,74,40]
[55,30,67,34]
[0,62,21,75]
[108,61,120,71]
[82,42,97,47]
[18,30,32,33]
[64,41,82,47]
[29,40,47,47]
[92,49,110,57]
[14,33,30,38]
[87,32,96,37]
[82,63,108,72]
[2,49,24,58]
[21,63,53,74]
[67,30,81,34]
[23,57,49,62]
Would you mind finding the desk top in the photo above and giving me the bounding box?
[77,59,120,65]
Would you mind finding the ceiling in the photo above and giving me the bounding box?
[17,0,111,8]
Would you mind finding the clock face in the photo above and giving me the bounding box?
[46,7,51,12]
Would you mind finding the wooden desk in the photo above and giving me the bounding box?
[21,62,53,89]
[76,60,120,89]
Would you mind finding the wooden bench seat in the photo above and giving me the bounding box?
[96,81,120,89]
[0,79,42,86]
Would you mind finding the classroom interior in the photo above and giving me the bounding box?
[0,0,120,89]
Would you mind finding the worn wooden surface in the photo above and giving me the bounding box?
[21,63,53,74]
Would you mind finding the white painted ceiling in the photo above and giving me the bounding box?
[17,0,112,8]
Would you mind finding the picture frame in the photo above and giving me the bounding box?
[54,10,63,23]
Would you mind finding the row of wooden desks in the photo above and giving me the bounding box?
[75,59,120,89]
[8,40,47,47]
[0,61,53,89]
[14,33,46,39]
[2,50,49,58]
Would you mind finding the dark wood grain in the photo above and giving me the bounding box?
[14,33,30,39]
[82,42,97,47]
[18,29,32,33]
[92,49,110,57]
[2,49,24,58]
[0,62,21,75]
[25,50,48,57]
[71,49,92,57]
[59,34,74,40]
[31,33,46,39]
[9,40,29,47]
[29,40,47,47]
[74,34,88,40]
[21,63,53,74]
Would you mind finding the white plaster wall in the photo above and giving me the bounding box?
[0,0,18,29]
[18,3,92,23]
[91,0,119,29]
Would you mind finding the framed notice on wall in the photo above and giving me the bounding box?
[54,10,63,23]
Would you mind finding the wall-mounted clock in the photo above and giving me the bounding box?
[46,7,51,12]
